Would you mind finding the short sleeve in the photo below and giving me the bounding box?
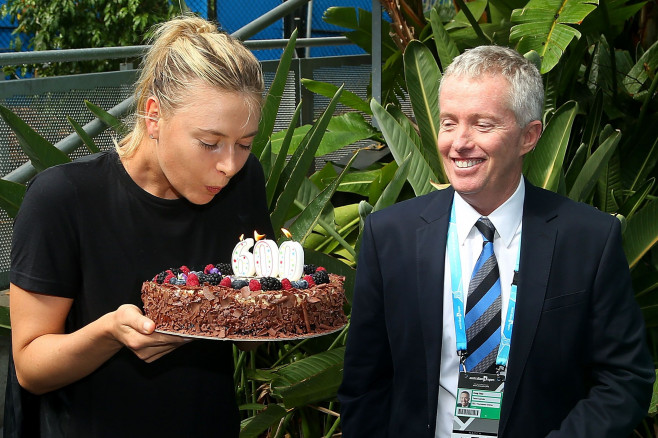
[10,166,82,298]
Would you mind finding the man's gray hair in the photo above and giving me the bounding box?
[439,45,544,127]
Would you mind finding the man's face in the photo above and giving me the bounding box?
[438,74,540,215]
[460,392,470,406]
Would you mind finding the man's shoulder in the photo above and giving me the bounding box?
[368,188,452,224]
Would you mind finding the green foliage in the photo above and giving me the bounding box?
[0,0,184,76]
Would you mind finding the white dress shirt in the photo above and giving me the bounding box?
[435,178,525,437]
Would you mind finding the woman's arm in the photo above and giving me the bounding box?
[10,283,191,395]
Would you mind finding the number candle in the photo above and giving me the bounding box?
[254,232,279,277]
[231,234,255,277]
[279,228,304,281]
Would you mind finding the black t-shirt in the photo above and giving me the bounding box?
[10,151,274,437]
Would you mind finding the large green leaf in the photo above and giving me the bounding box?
[430,9,460,71]
[266,102,302,209]
[84,100,127,136]
[270,348,345,409]
[301,79,371,115]
[0,105,71,172]
[510,0,598,73]
[623,198,658,269]
[623,39,658,96]
[67,116,101,154]
[373,153,412,212]
[239,404,288,438]
[523,101,578,191]
[270,113,378,156]
[252,29,297,158]
[371,100,436,196]
[0,179,26,219]
[618,178,655,221]
[289,150,359,244]
[403,41,446,183]
[269,86,344,233]
[629,135,658,193]
[568,130,620,202]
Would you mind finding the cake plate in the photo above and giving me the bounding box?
[155,324,346,341]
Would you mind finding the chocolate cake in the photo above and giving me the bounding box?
[141,264,347,339]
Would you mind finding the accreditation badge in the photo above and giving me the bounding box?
[451,372,504,438]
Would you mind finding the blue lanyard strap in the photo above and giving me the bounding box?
[448,203,520,369]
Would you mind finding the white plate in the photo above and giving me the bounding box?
[155,324,346,342]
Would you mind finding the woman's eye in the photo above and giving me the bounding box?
[199,141,216,150]
[238,143,252,151]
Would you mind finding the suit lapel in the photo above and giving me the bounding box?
[499,182,557,435]
[417,187,453,430]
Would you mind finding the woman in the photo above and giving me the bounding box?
[8,14,273,437]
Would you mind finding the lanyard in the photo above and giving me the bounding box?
[448,203,520,369]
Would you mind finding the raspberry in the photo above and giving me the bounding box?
[303,275,316,287]
[220,276,232,287]
[204,264,215,274]
[186,273,199,286]
[180,265,191,275]
[163,273,175,284]
[249,279,261,291]
[281,278,293,290]
[317,266,327,272]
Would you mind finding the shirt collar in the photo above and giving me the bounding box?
[453,177,525,248]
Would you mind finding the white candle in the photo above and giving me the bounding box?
[254,239,279,277]
[278,228,304,280]
[231,236,255,277]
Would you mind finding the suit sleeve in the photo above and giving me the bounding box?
[548,219,655,437]
[338,215,393,437]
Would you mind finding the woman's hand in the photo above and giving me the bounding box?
[111,304,192,362]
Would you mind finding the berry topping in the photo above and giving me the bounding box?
[163,273,175,284]
[180,266,191,275]
[216,263,233,276]
[220,276,232,287]
[249,279,261,291]
[260,277,282,291]
[292,280,309,289]
[210,267,219,274]
[281,278,293,290]
[311,270,330,285]
[204,264,215,274]
[186,273,199,287]
[303,264,317,275]
[316,266,327,272]
[232,279,249,289]
[303,275,316,287]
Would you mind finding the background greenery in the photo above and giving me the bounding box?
[1,0,658,435]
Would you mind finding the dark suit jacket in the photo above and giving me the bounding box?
[338,182,654,437]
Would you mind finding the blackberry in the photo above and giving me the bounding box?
[260,277,282,291]
[303,264,317,275]
[155,271,168,284]
[197,273,208,284]
[311,270,330,285]
[232,279,249,289]
[170,267,183,276]
[216,263,233,276]
[205,273,221,286]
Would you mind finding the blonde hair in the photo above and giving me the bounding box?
[117,14,264,157]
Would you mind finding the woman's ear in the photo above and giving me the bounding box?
[145,96,160,140]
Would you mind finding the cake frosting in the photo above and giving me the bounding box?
[141,264,347,339]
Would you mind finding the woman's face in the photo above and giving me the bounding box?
[148,85,260,205]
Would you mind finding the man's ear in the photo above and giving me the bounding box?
[520,120,542,156]
[145,96,160,139]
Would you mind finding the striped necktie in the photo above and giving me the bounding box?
[464,217,501,374]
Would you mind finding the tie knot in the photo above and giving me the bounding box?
[475,217,495,242]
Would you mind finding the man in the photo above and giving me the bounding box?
[338,45,654,437]
[459,391,471,408]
